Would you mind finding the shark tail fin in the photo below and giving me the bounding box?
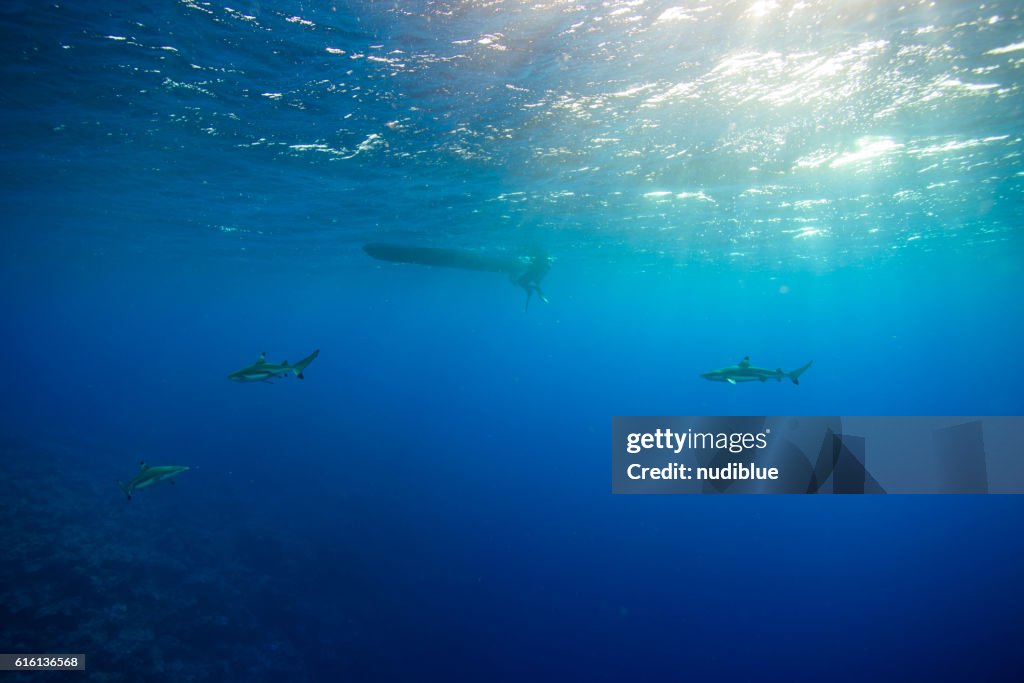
[117,481,132,501]
[789,361,813,385]
[292,349,320,380]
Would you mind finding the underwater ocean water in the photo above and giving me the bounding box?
[2,0,1024,680]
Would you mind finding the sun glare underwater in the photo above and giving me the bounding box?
[2,1,1024,681]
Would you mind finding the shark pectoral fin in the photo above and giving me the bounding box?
[117,481,132,500]
[727,378,736,385]
[296,372,305,380]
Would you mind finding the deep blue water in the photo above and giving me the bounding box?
[2,1,1023,681]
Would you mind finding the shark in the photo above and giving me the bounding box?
[227,349,320,383]
[117,461,190,500]
[701,357,813,385]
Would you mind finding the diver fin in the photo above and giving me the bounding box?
[523,285,549,312]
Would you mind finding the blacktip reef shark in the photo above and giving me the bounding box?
[701,357,814,385]
[227,349,320,383]
[363,243,552,311]
[118,461,190,500]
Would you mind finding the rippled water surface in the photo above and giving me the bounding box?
[4,0,1023,265]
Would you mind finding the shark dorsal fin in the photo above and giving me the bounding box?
[256,352,266,365]
[139,461,148,471]
[738,357,751,368]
